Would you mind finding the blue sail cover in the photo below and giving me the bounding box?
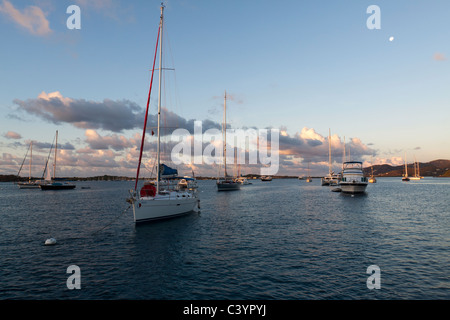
[159,164,178,177]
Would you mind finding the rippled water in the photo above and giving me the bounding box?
[1,178,449,299]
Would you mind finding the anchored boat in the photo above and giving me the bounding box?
[39,131,76,190]
[339,161,368,194]
[127,4,199,223]
[217,91,240,191]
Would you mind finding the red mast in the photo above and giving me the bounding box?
[134,25,161,191]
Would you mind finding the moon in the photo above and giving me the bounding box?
[389,36,394,42]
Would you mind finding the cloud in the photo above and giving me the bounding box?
[433,52,447,61]
[0,0,51,36]
[3,131,22,139]
[13,91,143,132]
[12,91,223,134]
[84,129,137,151]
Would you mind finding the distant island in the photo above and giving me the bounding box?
[1,159,449,182]
[362,159,450,178]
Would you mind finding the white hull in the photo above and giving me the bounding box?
[132,193,199,223]
[340,183,368,194]
[321,177,339,186]
[18,183,41,189]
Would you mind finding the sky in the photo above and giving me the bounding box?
[1,0,449,178]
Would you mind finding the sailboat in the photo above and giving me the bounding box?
[417,160,424,179]
[305,162,312,182]
[321,129,339,186]
[127,4,199,223]
[17,141,41,189]
[217,91,240,191]
[40,130,76,190]
[410,157,422,180]
[368,155,377,183]
[402,152,410,182]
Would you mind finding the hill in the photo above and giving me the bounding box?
[363,159,450,177]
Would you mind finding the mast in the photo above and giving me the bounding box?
[417,160,421,177]
[156,3,164,193]
[404,152,408,177]
[133,10,160,192]
[342,136,346,169]
[328,128,332,175]
[29,141,33,182]
[414,156,417,177]
[53,130,58,180]
[223,91,228,177]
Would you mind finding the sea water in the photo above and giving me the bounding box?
[0,178,449,299]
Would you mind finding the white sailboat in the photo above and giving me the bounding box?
[127,4,199,223]
[17,141,41,189]
[410,156,422,180]
[321,129,339,186]
[217,91,240,191]
[40,130,76,190]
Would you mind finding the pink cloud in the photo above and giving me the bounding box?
[0,0,51,36]
[433,52,447,61]
[3,131,22,139]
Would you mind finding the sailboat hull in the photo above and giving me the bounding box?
[18,183,41,189]
[217,181,241,191]
[132,195,198,223]
[40,183,76,190]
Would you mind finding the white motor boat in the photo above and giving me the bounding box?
[339,161,368,194]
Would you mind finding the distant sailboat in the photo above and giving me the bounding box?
[321,129,339,186]
[217,91,240,191]
[417,160,424,179]
[306,162,312,182]
[410,156,422,180]
[368,155,377,183]
[402,152,410,182]
[40,131,76,190]
[17,141,41,189]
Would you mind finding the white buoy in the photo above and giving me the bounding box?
[45,238,57,245]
